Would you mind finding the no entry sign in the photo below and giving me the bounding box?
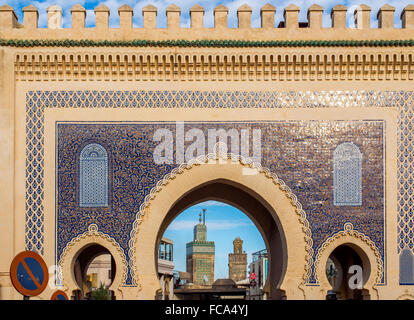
[51,290,69,300]
[10,251,49,297]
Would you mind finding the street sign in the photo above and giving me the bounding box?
[51,290,69,300]
[10,251,49,297]
[249,272,256,280]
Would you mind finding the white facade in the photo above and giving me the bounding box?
[158,238,175,300]
[86,254,112,289]
[248,250,268,300]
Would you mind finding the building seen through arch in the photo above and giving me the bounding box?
[158,238,175,300]
[186,209,215,287]
[228,237,248,283]
[248,249,269,300]
[161,202,268,300]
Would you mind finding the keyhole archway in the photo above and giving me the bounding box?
[72,244,116,300]
[315,224,383,300]
[156,184,275,299]
[58,224,128,300]
[325,244,370,300]
[132,157,312,300]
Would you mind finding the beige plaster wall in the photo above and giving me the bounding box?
[0,30,411,298]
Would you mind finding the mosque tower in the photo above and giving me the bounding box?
[228,237,248,282]
[186,209,215,286]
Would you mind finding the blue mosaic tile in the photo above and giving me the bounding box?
[25,89,414,285]
[56,121,384,285]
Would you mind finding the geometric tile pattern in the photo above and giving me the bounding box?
[333,142,362,206]
[397,92,414,283]
[398,96,414,256]
[195,258,213,284]
[24,89,413,284]
[79,143,108,207]
[56,121,384,285]
[25,93,45,254]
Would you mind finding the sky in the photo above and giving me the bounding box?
[1,0,413,29]
[163,200,266,280]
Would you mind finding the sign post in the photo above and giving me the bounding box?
[10,251,49,299]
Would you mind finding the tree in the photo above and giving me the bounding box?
[91,283,110,300]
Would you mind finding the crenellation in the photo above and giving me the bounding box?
[118,4,133,30]
[308,4,323,29]
[95,4,110,29]
[237,4,252,29]
[22,5,38,29]
[214,5,228,29]
[0,5,18,29]
[354,4,371,29]
[401,5,414,29]
[166,4,180,29]
[284,4,300,29]
[331,5,347,29]
[260,4,276,29]
[71,4,86,30]
[47,5,62,29]
[0,3,413,40]
[190,5,204,29]
[142,5,157,29]
[377,4,395,29]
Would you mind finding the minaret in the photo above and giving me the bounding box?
[193,211,207,241]
[186,209,215,286]
[228,237,247,282]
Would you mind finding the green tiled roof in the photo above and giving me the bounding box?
[1,39,413,48]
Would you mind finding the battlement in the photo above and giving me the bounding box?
[0,3,414,42]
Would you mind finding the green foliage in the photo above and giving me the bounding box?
[91,283,111,300]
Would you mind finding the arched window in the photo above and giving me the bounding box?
[79,143,108,207]
[400,248,414,284]
[333,142,362,206]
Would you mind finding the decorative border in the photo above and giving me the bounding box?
[3,38,414,48]
[313,222,384,285]
[127,149,314,286]
[24,89,405,285]
[58,223,128,287]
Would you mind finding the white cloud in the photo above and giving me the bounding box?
[167,219,251,231]
[196,200,230,207]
